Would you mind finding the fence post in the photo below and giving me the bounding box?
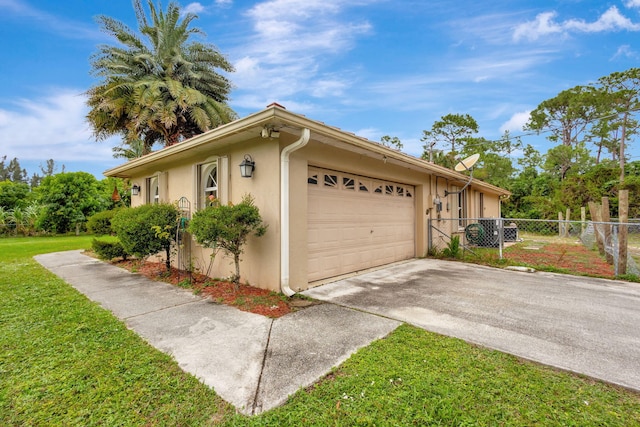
[588,202,605,256]
[558,211,564,237]
[565,208,571,237]
[618,190,629,275]
[581,207,586,234]
[498,218,503,260]
[602,197,613,264]
[427,218,433,255]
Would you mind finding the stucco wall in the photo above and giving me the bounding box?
[128,137,282,291]
[122,130,504,292]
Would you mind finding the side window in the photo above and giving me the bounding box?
[457,189,467,227]
[146,176,159,204]
[198,162,217,209]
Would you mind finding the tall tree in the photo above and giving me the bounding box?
[36,172,108,234]
[525,85,599,179]
[421,114,479,166]
[596,68,640,183]
[380,135,403,151]
[0,156,27,183]
[86,0,237,154]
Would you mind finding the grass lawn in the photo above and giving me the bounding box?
[2,236,640,425]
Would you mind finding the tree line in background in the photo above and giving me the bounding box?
[385,67,640,219]
[0,156,128,235]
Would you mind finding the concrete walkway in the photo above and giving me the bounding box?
[35,251,400,415]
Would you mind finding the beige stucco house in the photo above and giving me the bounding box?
[104,104,510,294]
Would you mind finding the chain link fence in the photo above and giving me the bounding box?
[428,217,640,276]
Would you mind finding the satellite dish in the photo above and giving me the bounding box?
[444,153,480,197]
[454,153,480,172]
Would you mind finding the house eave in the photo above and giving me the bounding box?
[103,105,510,197]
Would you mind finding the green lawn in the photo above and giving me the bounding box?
[2,236,640,426]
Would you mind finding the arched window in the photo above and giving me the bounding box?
[199,162,217,209]
[146,176,159,204]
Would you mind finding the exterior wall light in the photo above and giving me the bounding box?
[131,184,141,196]
[239,154,255,178]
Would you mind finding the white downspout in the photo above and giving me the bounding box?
[280,128,310,296]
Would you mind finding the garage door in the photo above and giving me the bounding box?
[308,167,415,282]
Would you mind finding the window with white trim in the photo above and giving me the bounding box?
[198,161,218,209]
[146,176,159,204]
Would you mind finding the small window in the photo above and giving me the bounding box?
[343,177,355,190]
[308,173,318,185]
[406,188,413,198]
[385,185,394,195]
[359,180,369,192]
[374,183,383,194]
[397,186,404,196]
[146,176,159,204]
[198,162,217,209]
[324,174,338,188]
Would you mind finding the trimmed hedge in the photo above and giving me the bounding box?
[111,203,179,271]
[91,238,129,261]
[87,209,121,236]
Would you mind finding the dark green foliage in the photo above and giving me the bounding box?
[189,194,267,284]
[87,210,117,236]
[36,172,108,234]
[87,209,122,236]
[111,203,179,271]
[0,180,31,209]
[92,238,129,260]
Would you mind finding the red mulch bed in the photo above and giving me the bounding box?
[504,243,616,278]
[111,259,301,318]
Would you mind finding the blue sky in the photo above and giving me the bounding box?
[1,0,639,179]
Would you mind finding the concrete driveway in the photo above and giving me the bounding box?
[303,258,640,392]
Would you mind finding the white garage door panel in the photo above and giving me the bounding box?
[308,168,415,282]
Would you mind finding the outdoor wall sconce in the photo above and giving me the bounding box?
[131,184,140,196]
[239,154,255,178]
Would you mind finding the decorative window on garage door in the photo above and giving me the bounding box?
[308,167,413,198]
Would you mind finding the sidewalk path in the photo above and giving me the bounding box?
[35,251,400,415]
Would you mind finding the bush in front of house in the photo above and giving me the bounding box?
[111,203,180,272]
[188,194,267,286]
[87,208,122,236]
[92,238,129,261]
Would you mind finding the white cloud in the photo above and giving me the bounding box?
[500,111,531,133]
[229,0,375,109]
[625,0,640,8]
[564,6,640,32]
[0,89,116,162]
[0,0,100,39]
[183,2,205,15]
[513,6,640,42]
[612,44,639,60]
[513,11,565,41]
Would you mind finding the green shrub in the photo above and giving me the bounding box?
[87,209,121,236]
[111,203,180,271]
[189,194,267,285]
[442,235,461,259]
[92,238,129,260]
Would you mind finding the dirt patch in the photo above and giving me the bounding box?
[111,259,317,318]
[504,242,616,278]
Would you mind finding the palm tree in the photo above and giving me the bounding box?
[86,0,237,154]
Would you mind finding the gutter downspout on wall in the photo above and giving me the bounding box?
[280,128,311,297]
